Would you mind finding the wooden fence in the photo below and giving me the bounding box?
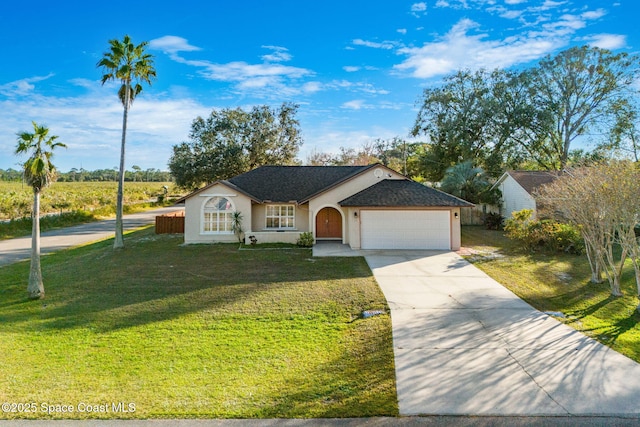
[460,204,500,226]
[155,211,185,234]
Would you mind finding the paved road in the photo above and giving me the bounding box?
[1,416,640,426]
[364,250,640,417]
[0,207,184,267]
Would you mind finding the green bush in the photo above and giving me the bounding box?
[547,222,585,254]
[504,209,583,254]
[504,209,536,248]
[296,232,314,248]
[484,212,504,230]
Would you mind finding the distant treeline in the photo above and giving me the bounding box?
[0,167,173,182]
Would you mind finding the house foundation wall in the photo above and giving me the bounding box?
[244,231,302,245]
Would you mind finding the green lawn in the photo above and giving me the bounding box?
[461,226,640,363]
[0,228,397,419]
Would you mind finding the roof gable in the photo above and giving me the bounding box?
[226,165,372,203]
[174,179,259,204]
[503,171,559,195]
[339,179,474,207]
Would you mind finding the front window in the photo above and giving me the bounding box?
[203,196,234,233]
[266,205,295,229]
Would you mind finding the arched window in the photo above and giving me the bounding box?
[202,196,234,233]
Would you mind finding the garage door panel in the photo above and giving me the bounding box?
[361,210,450,250]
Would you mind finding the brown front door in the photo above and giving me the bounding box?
[316,207,342,239]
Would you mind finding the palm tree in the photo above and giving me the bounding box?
[15,122,66,299]
[97,35,156,249]
[440,161,496,204]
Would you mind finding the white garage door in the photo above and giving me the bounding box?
[360,210,451,250]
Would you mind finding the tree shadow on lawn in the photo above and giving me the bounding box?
[564,294,640,346]
[0,231,377,333]
[529,259,639,356]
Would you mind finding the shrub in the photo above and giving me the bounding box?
[504,209,536,248]
[231,211,244,243]
[547,222,585,254]
[296,232,314,248]
[484,212,504,230]
[504,209,583,254]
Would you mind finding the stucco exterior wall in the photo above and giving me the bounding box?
[184,183,253,244]
[451,207,461,250]
[499,176,537,219]
[308,165,405,244]
[244,231,302,245]
[346,207,360,248]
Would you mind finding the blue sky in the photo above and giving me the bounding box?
[0,0,637,172]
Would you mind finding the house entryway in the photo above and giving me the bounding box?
[312,241,360,257]
[315,207,342,239]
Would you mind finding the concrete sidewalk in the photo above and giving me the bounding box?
[365,250,640,417]
[0,207,183,267]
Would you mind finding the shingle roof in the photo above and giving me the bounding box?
[339,179,474,207]
[507,171,559,195]
[225,165,372,203]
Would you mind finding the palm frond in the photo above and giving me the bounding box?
[15,122,65,191]
[97,35,156,101]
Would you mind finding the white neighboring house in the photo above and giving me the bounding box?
[492,171,559,219]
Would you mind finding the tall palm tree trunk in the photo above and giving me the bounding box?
[113,85,130,249]
[28,190,44,299]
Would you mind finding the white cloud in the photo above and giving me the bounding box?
[397,28,407,35]
[200,61,311,82]
[395,18,563,78]
[153,37,314,98]
[353,39,397,50]
[68,78,97,90]
[542,14,587,35]
[300,125,414,163]
[328,80,390,95]
[0,74,55,97]
[500,9,524,19]
[435,0,469,9]
[149,35,201,54]
[0,91,210,171]
[302,81,323,94]
[261,45,292,62]
[393,0,621,81]
[581,9,607,20]
[411,2,427,17]
[583,33,627,50]
[342,100,368,110]
[537,0,566,11]
[343,66,360,72]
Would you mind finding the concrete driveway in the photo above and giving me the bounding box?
[364,250,640,417]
